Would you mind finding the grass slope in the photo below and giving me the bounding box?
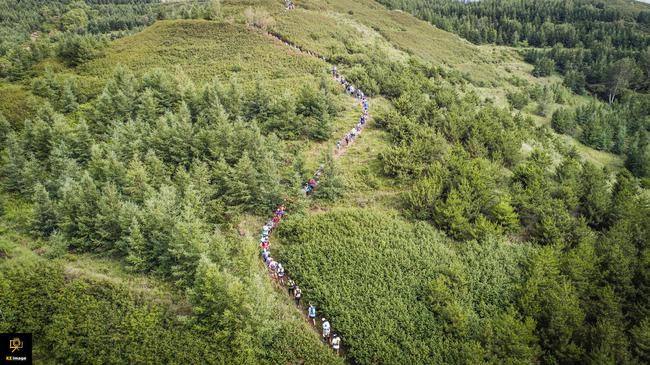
[81,19,326,85]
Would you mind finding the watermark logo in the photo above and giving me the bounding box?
[1,333,31,365]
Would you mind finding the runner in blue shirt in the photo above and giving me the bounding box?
[308,303,316,325]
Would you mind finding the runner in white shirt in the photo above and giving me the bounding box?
[322,318,331,343]
[331,334,341,354]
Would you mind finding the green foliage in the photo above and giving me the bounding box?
[506,89,529,110]
[296,84,334,141]
[30,183,58,237]
[533,57,555,77]
[277,209,534,365]
[551,107,576,135]
[57,33,106,67]
[314,150,344,201]
[379,0,650,103]
[0,254,341,364]
[519,246,586,364]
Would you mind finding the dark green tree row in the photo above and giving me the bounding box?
[376,0,650,103]
[551,93,650,179]
[377,0,650,49]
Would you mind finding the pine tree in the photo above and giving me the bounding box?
[124,157,153,204]
[244,78,272,123]
[93,65,137,130]
[225,153,257,212]
[0,133,26,193]
[519,246,586,364]
[579,162,610,228]
[125,217,148,272]
[140,185,177,277]
[0,112,9,144]
[631,316,650,363]
[197,79,228,125]
[315,150,344,202]
[60,79,78,113]
[71,119,92,163]
[58,172,100,250]
[94,183,127,253]
[136,88,159,123]
[31,183,58,237]
[224,76,243,120]
[168,204,209,287]
[23,117,53,162]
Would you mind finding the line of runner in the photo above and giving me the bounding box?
[258,62,370,356]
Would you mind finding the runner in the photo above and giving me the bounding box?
[277,263,285,285]
[331,334,341,354]
[294,286,302,306]
[269,260,278,278]
[322,318,331,343]
[262,249,270,262]
[308,303,316,325]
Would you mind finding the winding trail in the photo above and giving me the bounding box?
[251,23,371,360]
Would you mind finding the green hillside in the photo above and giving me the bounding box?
[1,0,649,364]
[276,208,533,364]
[81,20,326,84]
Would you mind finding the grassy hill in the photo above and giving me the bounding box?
[81,19,327,85]
[1,0,647,364]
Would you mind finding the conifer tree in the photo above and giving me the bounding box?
[31,183,58,237]
[60,79,78,113]
[315,150,344,202]
[125,217,148,272]
[225,153,257,212]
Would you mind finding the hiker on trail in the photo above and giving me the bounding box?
[309,178,316,189]
[336,140,341,150]
[332,65,337,77]
[277,263,285,285]
[331,334,341,354]
[294,286,302,305]
[262,249,271,262]
[322,318,331,343]
[260,239,269,251]
[308,303,316,325]
[272,215,280,225]
[269,260,278,278]
[287,278,296,296]
[265,255,273,267]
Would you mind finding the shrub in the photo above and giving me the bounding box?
[243,7,275,30]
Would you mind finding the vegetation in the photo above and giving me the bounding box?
[375,0,650,179]
[1,0,649,364]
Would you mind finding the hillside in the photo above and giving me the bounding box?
[1,0,649,364]
[81,20,326,84]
